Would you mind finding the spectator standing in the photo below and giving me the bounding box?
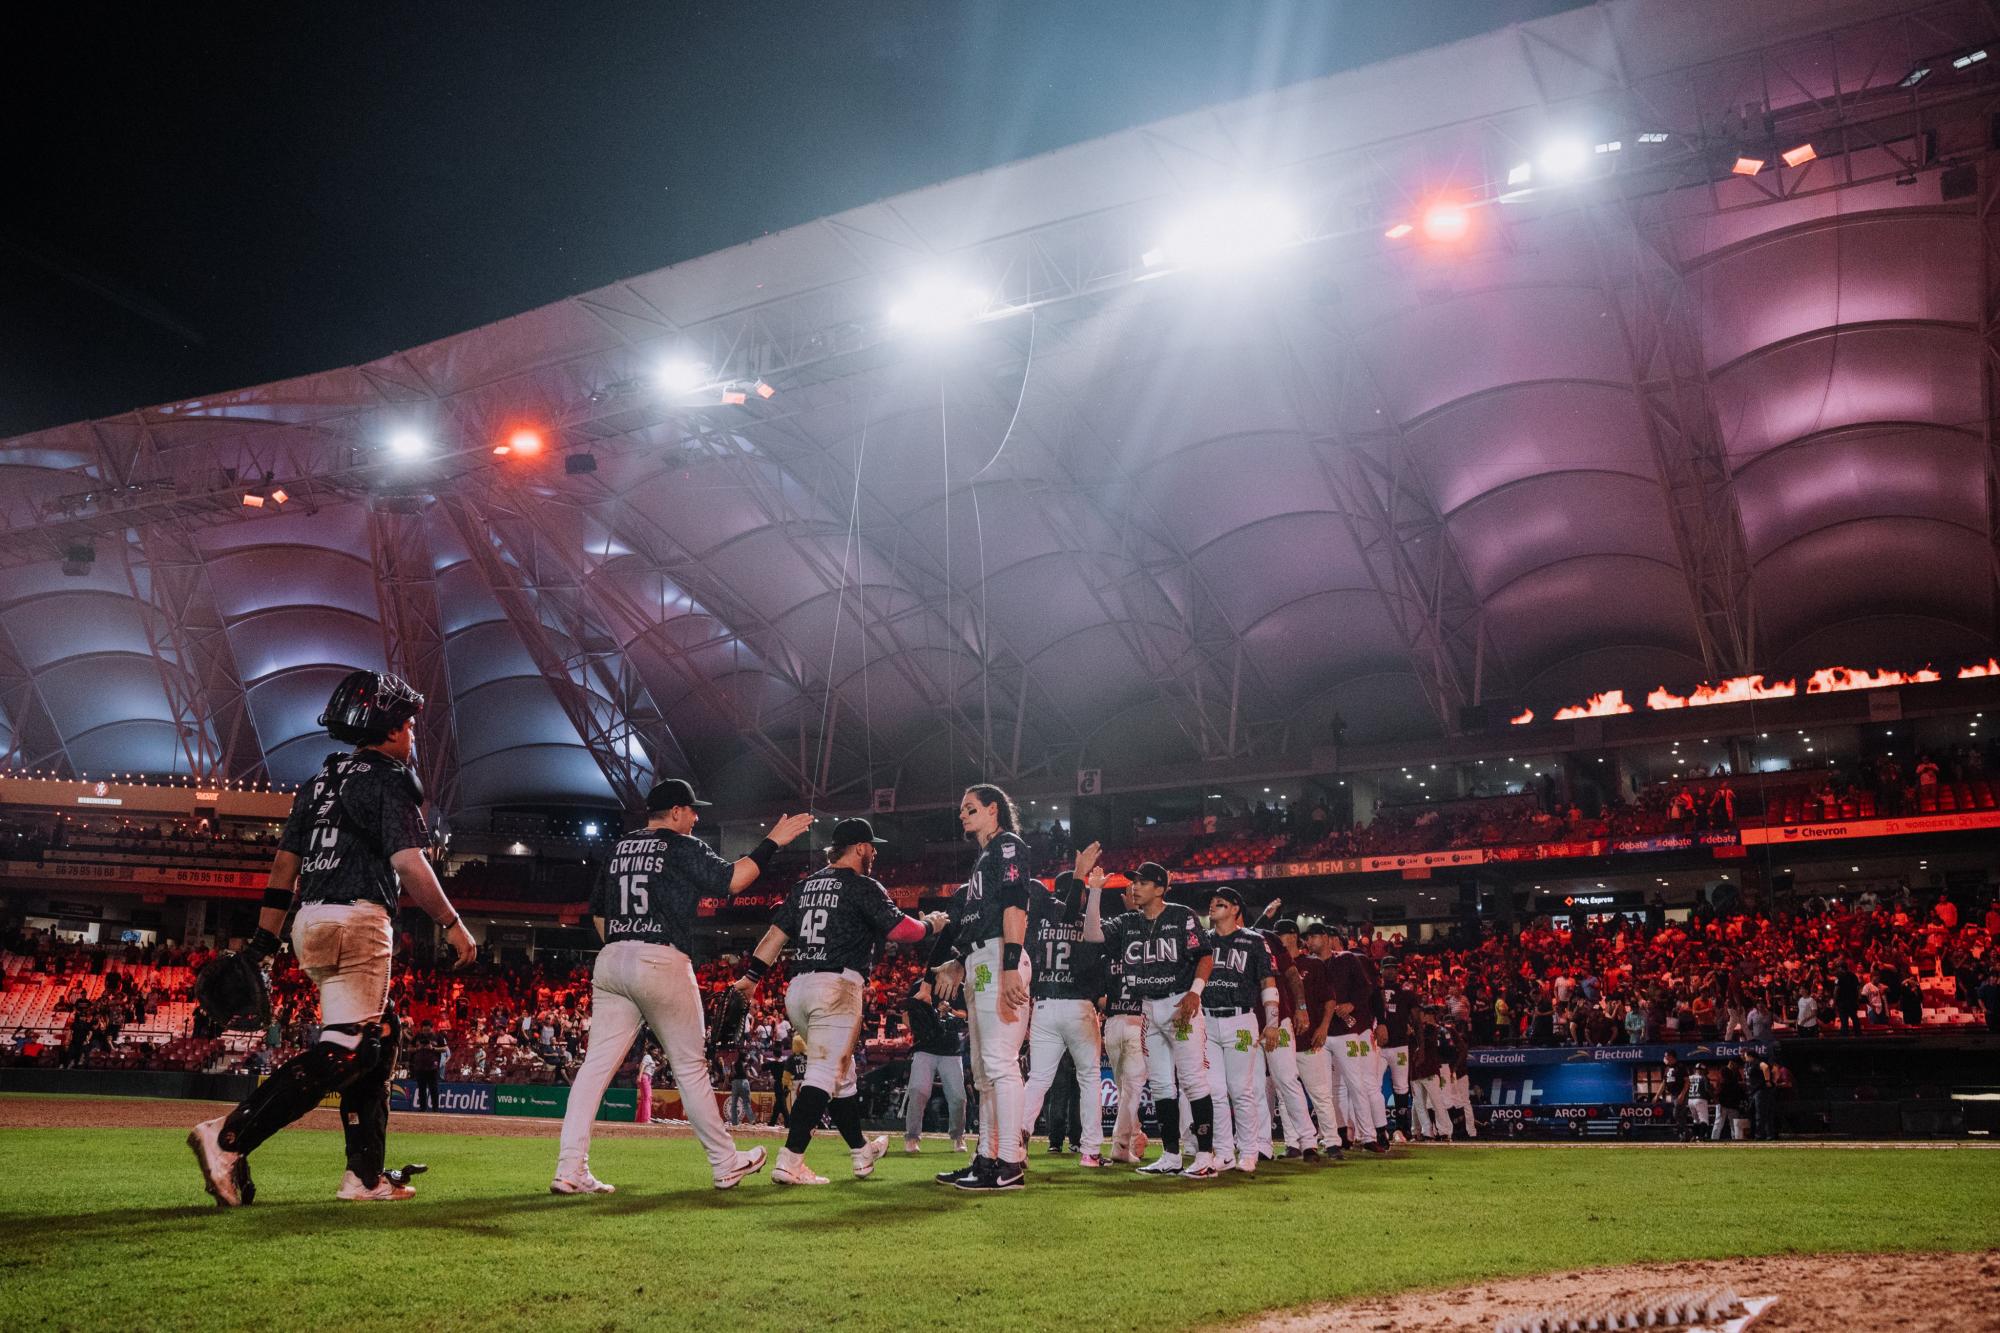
[1795,989,1820,1037]
[408,1022,445,1111]
[636,1045,656,1125]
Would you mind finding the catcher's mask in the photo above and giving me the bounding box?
[320,669,424,746]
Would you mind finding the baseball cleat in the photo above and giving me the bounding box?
[1077,1152,1104,1168]
[1179,1152,1219,1179]
[1136,1152,1184,1175]
[936,1156,985,1185]
[549,1169,616,1195]
[1281,1145,1303,1159]
[1133,1132,1148,1158]
[187,1118,244,1208]
[772,1155,829,1187]
[850,1135,889,1179]
[903,1140,922,1154]
[336,1171,415,1201]
[1392,1130,1408,1144]
[1236,1155,1258,1174]
[385,1163,428,1187]
[1363,1140,1391,1155]
[956,1160,1025,1191]
[713,1146,768,1190]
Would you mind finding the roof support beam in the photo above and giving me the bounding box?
[1980,162,2000,642]
[0,620,71,774]
[368,500,465,822]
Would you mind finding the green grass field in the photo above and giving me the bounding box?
[3,1106,1997,1331]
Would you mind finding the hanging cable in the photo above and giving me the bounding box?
[815,384,873,802]
[969,308,1039,774]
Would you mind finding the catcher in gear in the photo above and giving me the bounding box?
[186,669,477,1208]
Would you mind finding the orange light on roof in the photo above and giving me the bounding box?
[721,390,748,406]
[1731,156,1764,176]
[1781,144,1816,168]
[492,444,511,456]
[241,494,265,508]
[508,429,544,456]
[1384,222,1414,240]
[1421,203,1469,241]
[268,488,288,505]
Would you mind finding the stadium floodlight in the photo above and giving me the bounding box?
[656,358,709,394]
[1421,202,1470,241]
[241,494,265,508]
[1637,131,1670,144]
[721,389,748,406]
[508,429,544,456]
[1383,222,1413,240]
[1781,143,1817,167]
[1952,47,1987,69]
[887,275,987,330]
[1731,156,1764,176]
[1537,138,1591,181]
[583,822,599,837]
[1143,192,1303,271]
[268,489,288,505]
[1899,64,1932,88]
[388,429,429,458]
[1594,140,1622,154]
[754,380,776,399]
[1506,161,1533,186]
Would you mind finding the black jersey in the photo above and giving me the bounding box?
[1100,903,1210,998]
[940,830,1033,949]
[280,750,428,912]
[773,865,907,974]
[1203,927,1277,1015]
[1027,874,1093,1000]
[589,827,734,955]
[1378,983,1420,1046]
[1103,948,1144,1016]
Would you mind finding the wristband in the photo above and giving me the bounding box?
[437,914,462,935]
[746,838,779,871]
[1264,1004,1281,1026]
[260,886,294,912]
[1002,943,1023,971]
[1189,977,1206,996]
[246,928,282,961]
[742,956,771,982]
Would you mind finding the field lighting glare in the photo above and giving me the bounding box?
[1538,138,1591,180]
[657,358,709,394]
[1143,193,1301,270]
[388,430,428,458]
[887,276,986,330]
[1421,202,1470,241]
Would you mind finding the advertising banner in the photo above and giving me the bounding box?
[1466,1041,1774,1108]
[1740,809,2000,846]
[493,1083,638,1122]
[390,1079,496,1114]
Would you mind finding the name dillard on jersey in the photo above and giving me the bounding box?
[609,849,666,879]
[796,877,844,913]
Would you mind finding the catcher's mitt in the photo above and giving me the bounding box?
[193,949,272,1032]
[705,986,749,1058]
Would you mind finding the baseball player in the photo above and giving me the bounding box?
[1376,957,1419,1141]
[1094,872,1151,1164]
[551,779,813,1194]
[1019,841,1106,1167]
[1084,862,1220,1178]
[928,784,1042,1192]
[1437,1014,1477,1139]
[731,817,949,1186]
[187,670,477,1206]
[1263,919,1322,1161]
[1200,888,1281,1174]
[1295,923,1353,1158]
[901,974,968,1152]
[1321,934,1390,1153]
[1407,1007,1447,1142]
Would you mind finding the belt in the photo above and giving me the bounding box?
[796,967,865,983]
[1204,1007,1251,1018]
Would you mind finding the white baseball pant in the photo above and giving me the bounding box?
[1264,1020,1314,1151]
[1444,1069,1477,1136]
[1381,1045,1411,1096]
[1204,1011,1262,1167]
[784,970,865,1097]
[963,938,1030,1166]
[559,940,737,1179]
[1101,1013,1148,1159]
[1410,1074,1445,1137]
[1140,994,1211,1102]
[292,902,392,1042]
[1330,1030,1389,1133]
[1296,1041,1344,1148]
[1021,998,1103,1156]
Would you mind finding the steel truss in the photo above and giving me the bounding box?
[368,501,463,820]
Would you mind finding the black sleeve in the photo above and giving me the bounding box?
[993,833,1031,911]
[277,784,316,857]
[855,875,907,938]
[1181,909,1210,961]
[1254,934,1278,986]
[354,768,427,857]
[768,883,802,939]
[1049,870,1084,924]
[675,835,737,902]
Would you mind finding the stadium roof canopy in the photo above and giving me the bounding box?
[2,0,1997,819]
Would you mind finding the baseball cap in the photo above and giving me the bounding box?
[827,817,886,852]
[645,778,711,812]
[1303,921,1332,938]
[1208,885,1246,913]
[1131,861,1170,888]
[1273,917,1300,936]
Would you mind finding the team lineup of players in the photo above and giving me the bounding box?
[560,778,1479,1196]
[182,670,1472,1208]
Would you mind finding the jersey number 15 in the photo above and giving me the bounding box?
[618,874,650,915]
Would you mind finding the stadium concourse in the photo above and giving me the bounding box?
[5,0,2000,1327]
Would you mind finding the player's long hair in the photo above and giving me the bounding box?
[962,783,1020,838]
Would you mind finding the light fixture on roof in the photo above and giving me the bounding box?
[754,380,776,400]
[1144,192,1302,270]
[389,430,429,458]
[1781,143,1817,168]
[1383,222,1414,240]
[887,275,987,330]
[1506,161,1533,186]
[1953,47,1988,69]
[1539,138,1591,180]
[1899,64,1932,88]
[241,494,265,508]
[1732,156,1765,176]
[721,389,748,406]
[1637,131,1670,144]
[657,358,709,394]
[268,489,288,505]
[1422,201,1470,242]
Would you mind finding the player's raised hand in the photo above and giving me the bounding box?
[1086,866,1107,891]
[731,974,758,1000]
[767,812,816,846]
[999,970,1029,1023]
[1072,841,1103,879]
[934,959,965,1002]
[922,910,952,932]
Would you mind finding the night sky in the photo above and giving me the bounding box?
[2,1,1587,439]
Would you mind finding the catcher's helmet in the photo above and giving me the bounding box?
[319,669,424,745]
